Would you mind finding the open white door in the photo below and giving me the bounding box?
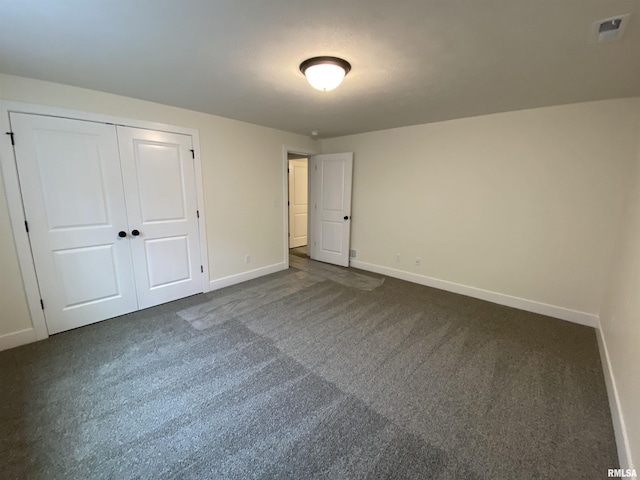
[309,153,353,267]
[288,158,308,248]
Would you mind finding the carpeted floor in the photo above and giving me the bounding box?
[0,256,618,479]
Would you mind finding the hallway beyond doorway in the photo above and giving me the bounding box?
[289,245,307,259]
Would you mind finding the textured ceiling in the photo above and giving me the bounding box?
[0,0,638,138]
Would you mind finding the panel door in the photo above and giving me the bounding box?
[309,153,353,267]
[288,158,308,248]
[11,113,138,334]
[117,126,202,309]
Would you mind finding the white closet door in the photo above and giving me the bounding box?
[117,126,202,309]
[11,113,138,334]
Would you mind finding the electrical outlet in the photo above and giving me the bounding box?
[414,257,421,266]
[349,249,357,258]
[395,254,401,263]
[245,254,251,264]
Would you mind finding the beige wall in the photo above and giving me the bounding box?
[599,123,640,469]
[322,98,640,315]
[0,74,317,337]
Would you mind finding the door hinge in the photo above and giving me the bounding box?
[190,149,195,159]
[200,265,203,273]
[6,132,14,145]
[287,201,290,206]
[24,221,29,233]
[287,168,290,173]
[40,299,44,310]
[196,210,200,218]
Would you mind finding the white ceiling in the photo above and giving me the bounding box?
[0,0,638,138]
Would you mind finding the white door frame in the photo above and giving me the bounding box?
[0,100,210,343]
[282,145,317,270]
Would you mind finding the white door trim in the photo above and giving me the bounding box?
[282,145,318,270]
[0,100,210,343]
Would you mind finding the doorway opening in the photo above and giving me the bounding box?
[287,153,309,261]
[283,146,317,270]
[283,147,354,270]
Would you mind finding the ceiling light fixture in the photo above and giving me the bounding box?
[299,56,351,92]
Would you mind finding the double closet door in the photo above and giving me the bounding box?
[12,113,203,334]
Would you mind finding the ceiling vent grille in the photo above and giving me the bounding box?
[592,14,631,42]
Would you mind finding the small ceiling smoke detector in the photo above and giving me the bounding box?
[591,14,631,42]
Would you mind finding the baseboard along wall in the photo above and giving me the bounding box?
[0,327,38,352]
[596,329,634,471]
[209,259,599,327]
[349,260,600,328]
[209,262,287,291]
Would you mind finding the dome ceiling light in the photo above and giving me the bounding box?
[299,56,351,92]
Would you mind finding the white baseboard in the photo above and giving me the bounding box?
[597,328,634,470]
[0,327,37,351]
[209,262,287,291]
[350,260,599,328]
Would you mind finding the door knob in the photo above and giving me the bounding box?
[118,231,127,238]
[344,215,350,220]
[131,229,140,236]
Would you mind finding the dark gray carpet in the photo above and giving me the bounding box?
[0,256,618,479]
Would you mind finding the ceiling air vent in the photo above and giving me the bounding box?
[591,14,631,42]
